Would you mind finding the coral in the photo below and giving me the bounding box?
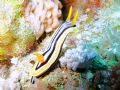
[9,54,36,89]
[9,35,52,89]
[0,71,21,90]
[0,0,36,60]
[85,1,120,70]
[0,0,119,90]
[71,0,120,70]
[111,63,120,90]
[26,80,49,90]
[25,0,63,39]
[10,57,19,65]
[0,65,10,79]
[59,42,96,71]
[0,0,63,60]
[0,0,22,34]
[89,70,111,90]
[42,68,82,90]
[88,63,120,90]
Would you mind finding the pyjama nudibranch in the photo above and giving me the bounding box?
[31,6,79,84]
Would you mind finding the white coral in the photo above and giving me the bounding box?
[59,45,96,71]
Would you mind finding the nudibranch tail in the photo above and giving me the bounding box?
[72,11,79,25]
[66,6,73,21]
[31,76,35,84]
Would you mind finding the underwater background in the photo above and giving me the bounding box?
[0,0,120,90]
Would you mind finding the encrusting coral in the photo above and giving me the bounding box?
[59,41,96,71]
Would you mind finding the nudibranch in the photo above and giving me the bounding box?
[31,6,79,84]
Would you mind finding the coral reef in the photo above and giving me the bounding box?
[26,80,49,90]
[87,63,120,90]
[8,35,52,89]
[25,0,63,39]
[42,68,83,90]
[0,0,63,61]
[0,0,120,90]
[59,41,96,71]
[9,54,36,88]
[0,71,21,90]
[0,0,36,60]
[61,0,102,20]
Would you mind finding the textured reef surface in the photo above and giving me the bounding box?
[0,0,120,90]
[0,0,62,61]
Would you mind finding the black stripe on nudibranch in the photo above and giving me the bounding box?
[35,25,75,71]
[31,76,35,84]
[43,22,75,59]
[43,21,71,55]
[35,22,72,69]
[35,22,73,70]
[36,38,66,78]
